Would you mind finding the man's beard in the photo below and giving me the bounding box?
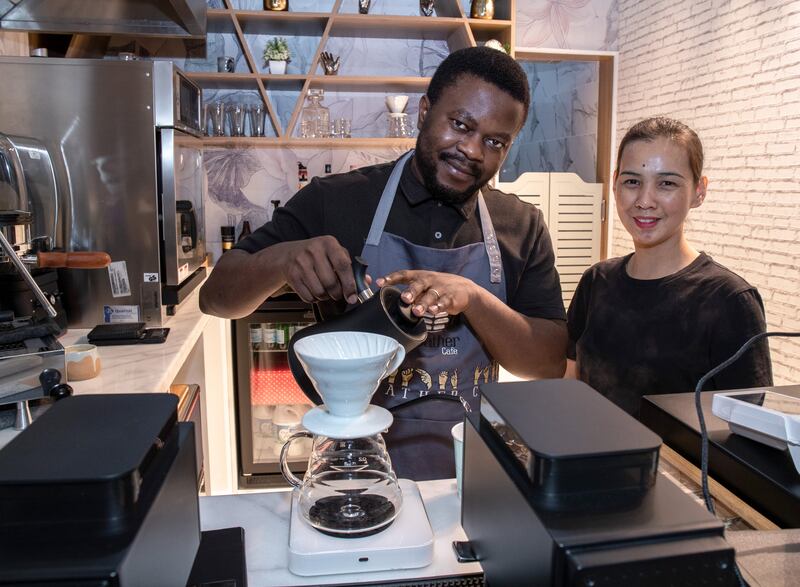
[415,139,485,205]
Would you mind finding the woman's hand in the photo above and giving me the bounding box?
[375,270,477,317]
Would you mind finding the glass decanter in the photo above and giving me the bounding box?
[300,89,330,139]
[280,431,403,537]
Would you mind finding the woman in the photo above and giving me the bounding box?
[566,117,772,416]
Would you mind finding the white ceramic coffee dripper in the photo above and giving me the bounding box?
[385,95,409,114]
[293,331,405,419]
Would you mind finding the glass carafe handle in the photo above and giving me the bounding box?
[279,431,313,488]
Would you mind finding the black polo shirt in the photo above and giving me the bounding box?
[236,155,566,321]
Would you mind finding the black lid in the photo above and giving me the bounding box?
[220,225,235,237]
[480,379,661,459]
[0,393,178,485]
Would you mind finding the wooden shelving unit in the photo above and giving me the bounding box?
[190,0,514,144]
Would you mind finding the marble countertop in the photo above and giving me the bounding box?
[199,478,481,586]
[59,287,212,395]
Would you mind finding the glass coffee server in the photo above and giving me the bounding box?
[233,292,316,487]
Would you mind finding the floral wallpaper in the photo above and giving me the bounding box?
[204,146,407,260]
[516,0,618,51]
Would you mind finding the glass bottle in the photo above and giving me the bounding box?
[238,220,252,242]
[300,89,330,139]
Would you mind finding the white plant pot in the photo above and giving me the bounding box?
[269,60,287,74]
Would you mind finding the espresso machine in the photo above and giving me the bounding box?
[0,132,110,427]
[280,331,434,576]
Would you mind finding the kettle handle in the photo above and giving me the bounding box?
[279,431,313,488]
[352,256,373,302]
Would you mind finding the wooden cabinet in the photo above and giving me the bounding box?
[193,0,514,145]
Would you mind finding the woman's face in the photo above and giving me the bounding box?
[614,137,707,251]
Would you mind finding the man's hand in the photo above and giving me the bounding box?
[279,236,358,304]
[376,270,477,317]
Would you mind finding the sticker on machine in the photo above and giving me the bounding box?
[144,272,159,283]
[103,305,140,323]
[108,261,132,297]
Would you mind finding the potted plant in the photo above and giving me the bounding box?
[263,37,290,74]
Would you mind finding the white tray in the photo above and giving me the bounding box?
[711,389,800,473]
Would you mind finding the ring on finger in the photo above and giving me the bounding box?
[429,288,441,300]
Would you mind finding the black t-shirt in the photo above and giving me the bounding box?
[567,253,773,416]
[237,155,566,321]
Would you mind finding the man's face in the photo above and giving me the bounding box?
[412,74,525,204]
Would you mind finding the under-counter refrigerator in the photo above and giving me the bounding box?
[233,293,316,488]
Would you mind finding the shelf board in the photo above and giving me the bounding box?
[259,74,306,90]
[203,137,416,148]
[207,8,236,34]
[235,10,329,35]
[187,72,259,89]
[329,14,465,39]
[307,75,431,93]
[467,18,513,33]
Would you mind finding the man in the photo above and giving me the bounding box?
[200,47,567,480]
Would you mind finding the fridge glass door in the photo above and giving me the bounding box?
[235,304,315,487]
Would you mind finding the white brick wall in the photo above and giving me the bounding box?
[614,0,800,384]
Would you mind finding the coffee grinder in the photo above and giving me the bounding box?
[279,331,434,577]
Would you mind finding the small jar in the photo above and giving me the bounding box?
[221,226,235,251]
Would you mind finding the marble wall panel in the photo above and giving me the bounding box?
[245,33,320,75]
[339,0,436,16]
[515,0,618,51]
[294,90,421,138]
[502,60,598,183]
[322,37,448,77]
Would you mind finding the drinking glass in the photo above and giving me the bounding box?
[248,103,266,137]
[227,103,246,137]
[209,101,225,136]
[332,118,344,139]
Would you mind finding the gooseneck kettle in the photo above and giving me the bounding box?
[287,257,427,404]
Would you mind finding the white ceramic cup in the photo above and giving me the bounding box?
[65,344,101,381]
[452,421,464,498]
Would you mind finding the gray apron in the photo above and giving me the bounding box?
[360,150,506,480]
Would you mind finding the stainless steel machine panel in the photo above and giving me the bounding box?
[161,129,205,287]
[0,57,206,327]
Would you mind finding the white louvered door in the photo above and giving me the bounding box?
[498,171,602,309]
[495,172,603,383]
[547,173,603,306]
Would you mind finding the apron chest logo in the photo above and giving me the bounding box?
[424,334,461,355]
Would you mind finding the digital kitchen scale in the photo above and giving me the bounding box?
[712,389,800,473]
[288,478,434,577]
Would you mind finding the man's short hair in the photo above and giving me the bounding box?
[427,46,530,123]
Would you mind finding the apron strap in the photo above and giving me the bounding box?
[364,149,502,285]
[365,150,414,247]
[477,193,502,284]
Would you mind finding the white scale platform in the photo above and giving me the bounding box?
[288,479,434,577]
